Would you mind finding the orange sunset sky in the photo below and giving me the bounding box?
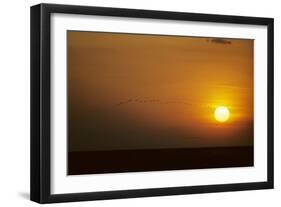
[67,31,253,152]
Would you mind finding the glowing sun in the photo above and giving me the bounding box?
[214,106,230,122]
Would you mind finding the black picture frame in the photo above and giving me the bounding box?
[30,3,274,204]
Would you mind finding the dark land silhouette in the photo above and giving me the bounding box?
[68,146,253,175]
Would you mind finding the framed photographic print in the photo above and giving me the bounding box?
[30,3,274,203]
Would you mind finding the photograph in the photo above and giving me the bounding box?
[67,31,254,175]
[30,3,273,203]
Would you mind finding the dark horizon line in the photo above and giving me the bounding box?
[68,145,254,153]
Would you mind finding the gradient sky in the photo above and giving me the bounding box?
[67,31,253,152]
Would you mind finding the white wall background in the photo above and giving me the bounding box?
[0,0,279,206]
